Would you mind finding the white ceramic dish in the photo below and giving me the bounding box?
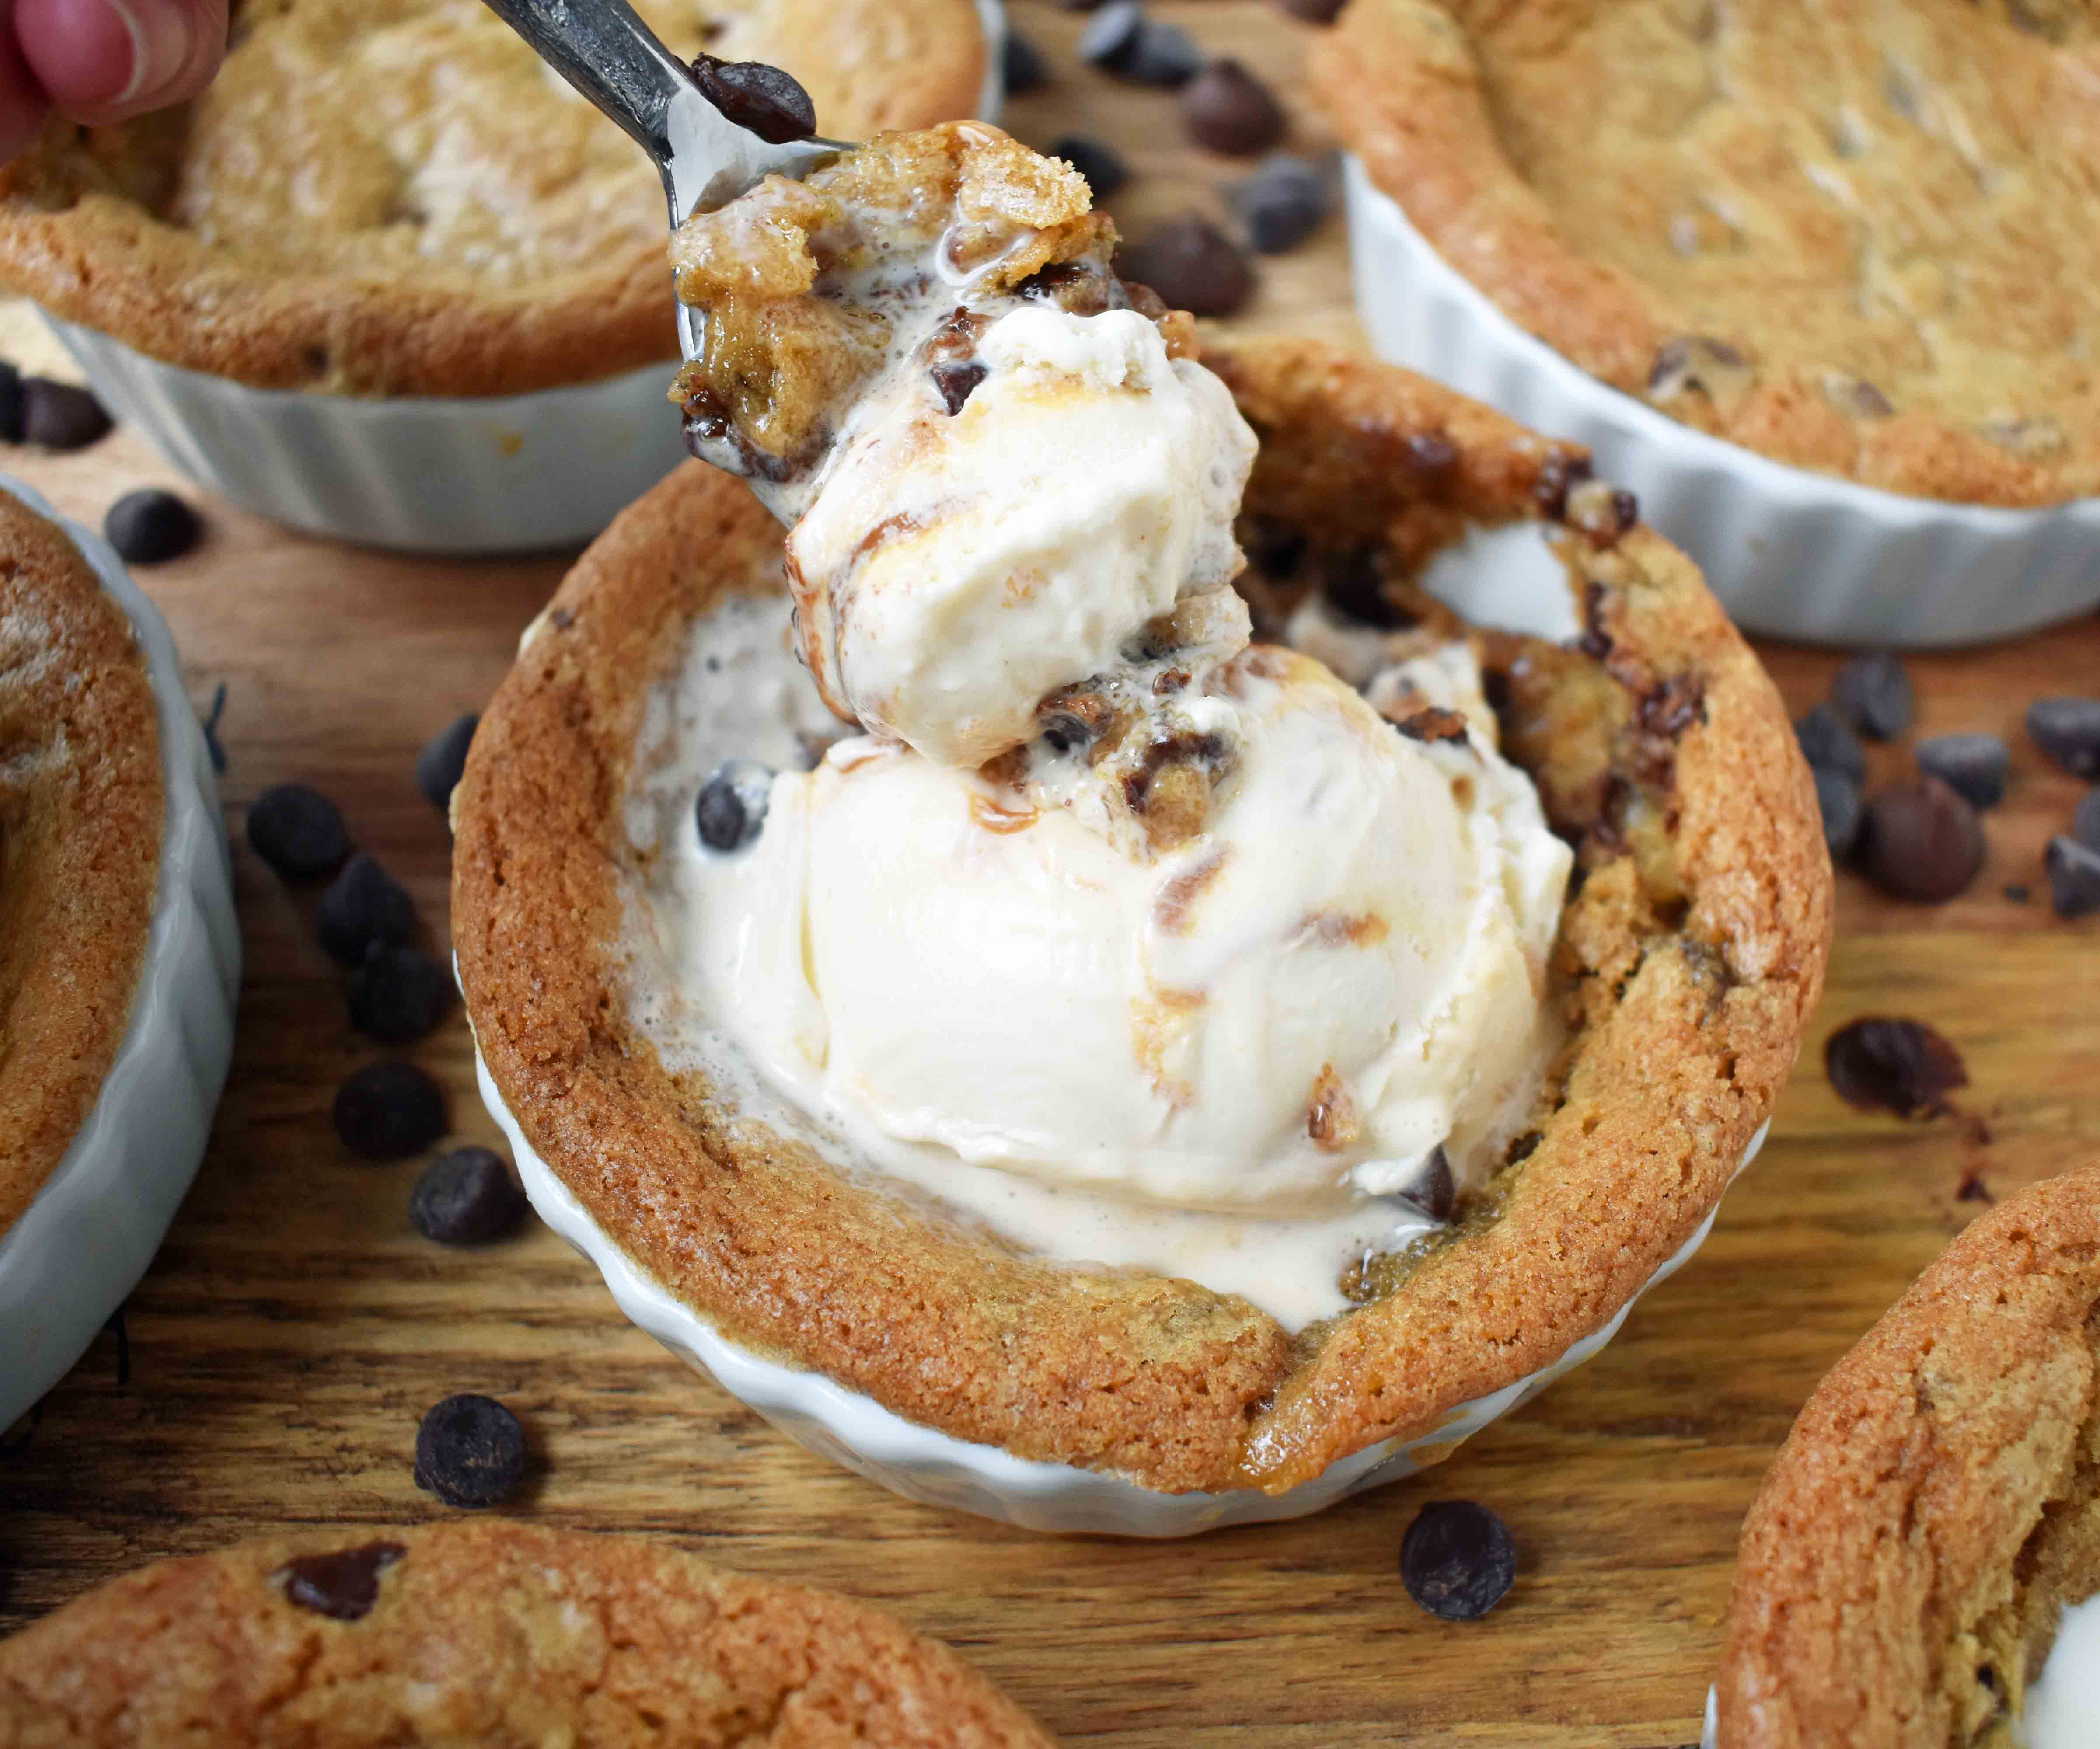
[35,0,1007,555]
[1341,157,2100,649]
[0,476,240,1430]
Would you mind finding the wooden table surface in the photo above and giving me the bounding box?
[3,5,2097,1743]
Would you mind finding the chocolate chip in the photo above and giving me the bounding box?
[696,759,771,851]
[1915,733,2010,810]
[275,1542,405,1621]
[415,713,478,811]
[2074,789,2100,852]
[333,1062,447,1161]
[21,379,111,449]
[1857,778,1985,903]
[2028,697,2100,779]
[1646,336,1747,401]
[410,1147,528,1246]
[1001,28,1049,94]
[1321,544,1410,629]
[317,853,415,966]
[1814,767,1863,860]
[1231,154,1329,254]
[1396,1146,1455,1222]
[1401,1501,1517,1621]
[1831,652,1913,741]
[688,55,816,143]
[1825,1017,1968,1118]
[348,944,455,1045]
[247,783,351,882]
[103,488,200,564]
[930,360,987,415]
[1825,375,1893,418]
[1794,704,1867,786]
[1530,452,1594,519]
[0,362,21,443]
[2046,834,2100,920]
[2006,883,2032,905]
[1242,513,1307,579]
[415,1394,528,1508]
[1395,707,1469,746]
[1275,0,1347,20]
[1119,216,1254,318]
[1956,1168,1992,1203]
[1049,135,1130,202]
[1078,3,1200,85]
[1181,59,1286,155]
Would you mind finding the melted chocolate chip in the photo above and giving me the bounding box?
[930,359,987,415]
[1401,1501,1518,1621]
[1394,707,1469,746]
[1241,513,1307,578]
[689,54,816,143]
[1275,0,1347,20]
[1397,1146,1456,1222]
[1647,336,1747,400]
[1637,675,1707,742]
[276,1542,406,1621]
[1321,544,1412,629]
[1826,1017,1968,1118]
[1530,453,1594,519]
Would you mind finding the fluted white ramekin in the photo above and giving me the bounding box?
[1342,158,2100,649]
[0,477,240,1430]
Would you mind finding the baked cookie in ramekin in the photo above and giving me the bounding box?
[0,1521,1052,1746]
[1312,0,2100,647]
[453,335,1831,1532]
[0,476,238,1432]
[0,0,994,552]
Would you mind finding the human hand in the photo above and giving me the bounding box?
[0,0,228,164]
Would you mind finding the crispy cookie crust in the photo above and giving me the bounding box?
[0,1521,1053,1746]
[0,494,160,1243]
[1312,0,2100,508]
[1716,1164,2100,1749]
[453,335,1831,1495]
[0,0,985,397]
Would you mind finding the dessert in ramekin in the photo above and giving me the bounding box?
[0,476,238,1432]
[1312,0,2100,647]
[0,1522,1053,1746]
[0,0,994,551]
[1712,1164,2100,1749]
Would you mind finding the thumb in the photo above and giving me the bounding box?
[14,0,226,124]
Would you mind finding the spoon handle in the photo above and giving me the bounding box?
[478,0,691,165]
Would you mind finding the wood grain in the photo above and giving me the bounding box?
[1,6,2097,1743]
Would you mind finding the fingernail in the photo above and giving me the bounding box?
[101,0,194,107]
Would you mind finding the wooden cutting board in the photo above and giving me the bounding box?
[2,6,2096,1743]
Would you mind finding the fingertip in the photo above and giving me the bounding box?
[17,0,221,122]
[0,26,51,165]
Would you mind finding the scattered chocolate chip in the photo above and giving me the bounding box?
[275,1542,405,1621]
[1814,768,1863,860]
[1857,778,1985,903]
[1395,707,1469,746]
[930,359,987,415]
[411,1147,529,1246]
[1120,216,1255,318]
[1001,28,1049,93]
[1275,0,1347,20]
[1397,1146,1455,1222]
[2074,789,2100,852]
[415,713,478,811]
[348,945,455,1045]
[103,488,200,564]
[317,852,415,967]
[246,783,351,882]
[1956,1167,1993,1203]
[2046,834,2100,920]
[1231,154,1329,254]
[688,54,816,143]
[1181,59,1286,155]
[1825,1017,1968,1118]
[333,1062,447,1161]
[201,681,228,776]
[1831,652,1913,741]
[1794,704,1867,786]
[2005,883,2032,904]
[1048,134,1130,202]
[1915,733,2010,810]
[1078,2,1200,85]
[1401,1501,1517,1622]
[0,362,21,443]
[21,378,111,449]
[415,1394,528,1509]
[696,759,772,851]
[2028,697,2100,779]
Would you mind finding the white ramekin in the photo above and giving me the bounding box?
[0,477,240,1431]
[1341,157,2100,649]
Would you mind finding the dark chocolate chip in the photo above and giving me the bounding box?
[1118,216,1255,318]
[930,360,987,415]
[1232,154,1330,254]
[415,713,478,811]
[1049,135,1130,201]
[1857,778,1985,903]
[688,54,816,143]
[2046,834,2100,920]
[201,681,228,775]
[1320,544,1411,629]
[1241,513,1306,578]
[348,944,455,1045]
[1830,652,1913,742]
[317,852,415,966]
[1915,733,2010,811]
[696,759,771,850]
[1395,707,1469,746]
[1646,336,1746,400]
[246,783,351,882]
[1001,28,1049,93]
[1813,767,1863,860]
[2028,697,2100,779]
[2005,883,2032,905]
[1530,453,1593,519]
[415,1394,528,1509]
[333,1062,447,1162]
[1401,1501,1518,1622]
[1181,59,1286,155]
[1826,376,1892,418]
[0,362,21,443]
[1076,0,1141,62]
[275,1541,405,1621]
[103,488,200,564]
[1078,3,1200,84]
[1396,1146,1455,1222]
[2074,788,2100,853]
[1275,0,1347,20]
[1793,703,1867,786]
[21,379,112,449]
[1957,1169,1992,1203]
[1825,1017,1968,1118]
[410,1147,529,1246]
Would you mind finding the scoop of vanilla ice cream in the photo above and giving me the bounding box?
[783,304,1257,768]
[677,644,1571,1216]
